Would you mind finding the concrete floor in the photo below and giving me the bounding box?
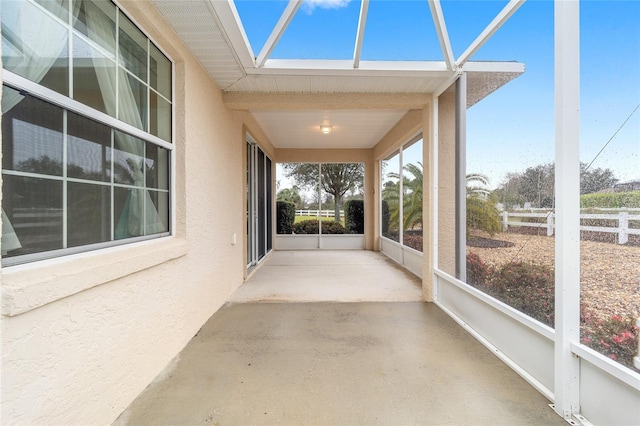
[231,251,423,303]
[115,251,564,426]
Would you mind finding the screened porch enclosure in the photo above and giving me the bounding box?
[1,1,638,425]
[229,1,639,424]
[274,162,366,251]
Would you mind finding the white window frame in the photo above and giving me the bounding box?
[1,0,175,267]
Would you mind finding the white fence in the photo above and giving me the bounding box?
[502,210,640,244]
[296,209,344,218]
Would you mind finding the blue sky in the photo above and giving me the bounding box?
[236,0,639,189]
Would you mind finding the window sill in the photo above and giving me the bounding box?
[1,237,188,317]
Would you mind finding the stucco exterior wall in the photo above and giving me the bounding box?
[437,92,457,276]
[372,110,423,162]
[0,1,258,424]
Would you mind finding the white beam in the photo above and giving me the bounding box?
[353,0,369,69]
[431,94,439,301]
[456,0,525,67]
[253,59,451,76]
[251,59,523,75]
[455,74,467,281]
[423,99,435,301]
[256,0,302,68]
[206,0,256,69]
[554,0,581,422]
[428,0,455,71]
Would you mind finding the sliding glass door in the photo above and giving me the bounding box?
[246,140,272,269]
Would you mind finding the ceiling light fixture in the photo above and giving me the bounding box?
[320,125,332,134]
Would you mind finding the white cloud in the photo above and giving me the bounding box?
[302,0,352,13]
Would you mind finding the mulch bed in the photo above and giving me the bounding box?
[467,231,640,321]
[467,236,515,248]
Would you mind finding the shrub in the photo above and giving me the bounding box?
[466,259,555,327]
[466,196,502,236]
[467,255,639,370]
[293,219,347,235]
[581,306,639,370]
[323,220,347,234]
[276,201,295,234]
[580,191,640,209]
[492,261,555,326]
[344,199,365,234]
[402,229,423,252]
[293,219,319,234]
[403,231,423,252]
[466,252,490,286]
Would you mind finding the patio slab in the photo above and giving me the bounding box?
[114,302,564,426]
[231,250,423,303]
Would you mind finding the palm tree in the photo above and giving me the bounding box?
[466,173,491,197]
[383,168,501,236]
[383,162,423,231]
[466,173,502,235]
[402,162,423,230]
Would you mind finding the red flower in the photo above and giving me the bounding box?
[609,354,617,361]
[621,331,634,340]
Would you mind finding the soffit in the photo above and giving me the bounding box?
[150,0,245,90]
[250,109,408,149]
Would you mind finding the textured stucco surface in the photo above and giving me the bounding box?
[0,1,256,424]
[437,92,457,276]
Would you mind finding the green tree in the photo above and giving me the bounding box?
[580,163,618,194]
[283,163,364,221]
[381,179,400,236]
[495,162,618,207]
[495,163,554,208]
[276,186,303,208]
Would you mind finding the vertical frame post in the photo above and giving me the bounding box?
[423,100,435,301]
[431,95,440,301]
[554,0,581,420]
[455,73,467,281]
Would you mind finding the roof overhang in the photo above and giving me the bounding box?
[150,0,525,149]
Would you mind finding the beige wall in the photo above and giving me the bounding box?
[372,110,423,162]
[437,92,457,276]
[0,1,261,424]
